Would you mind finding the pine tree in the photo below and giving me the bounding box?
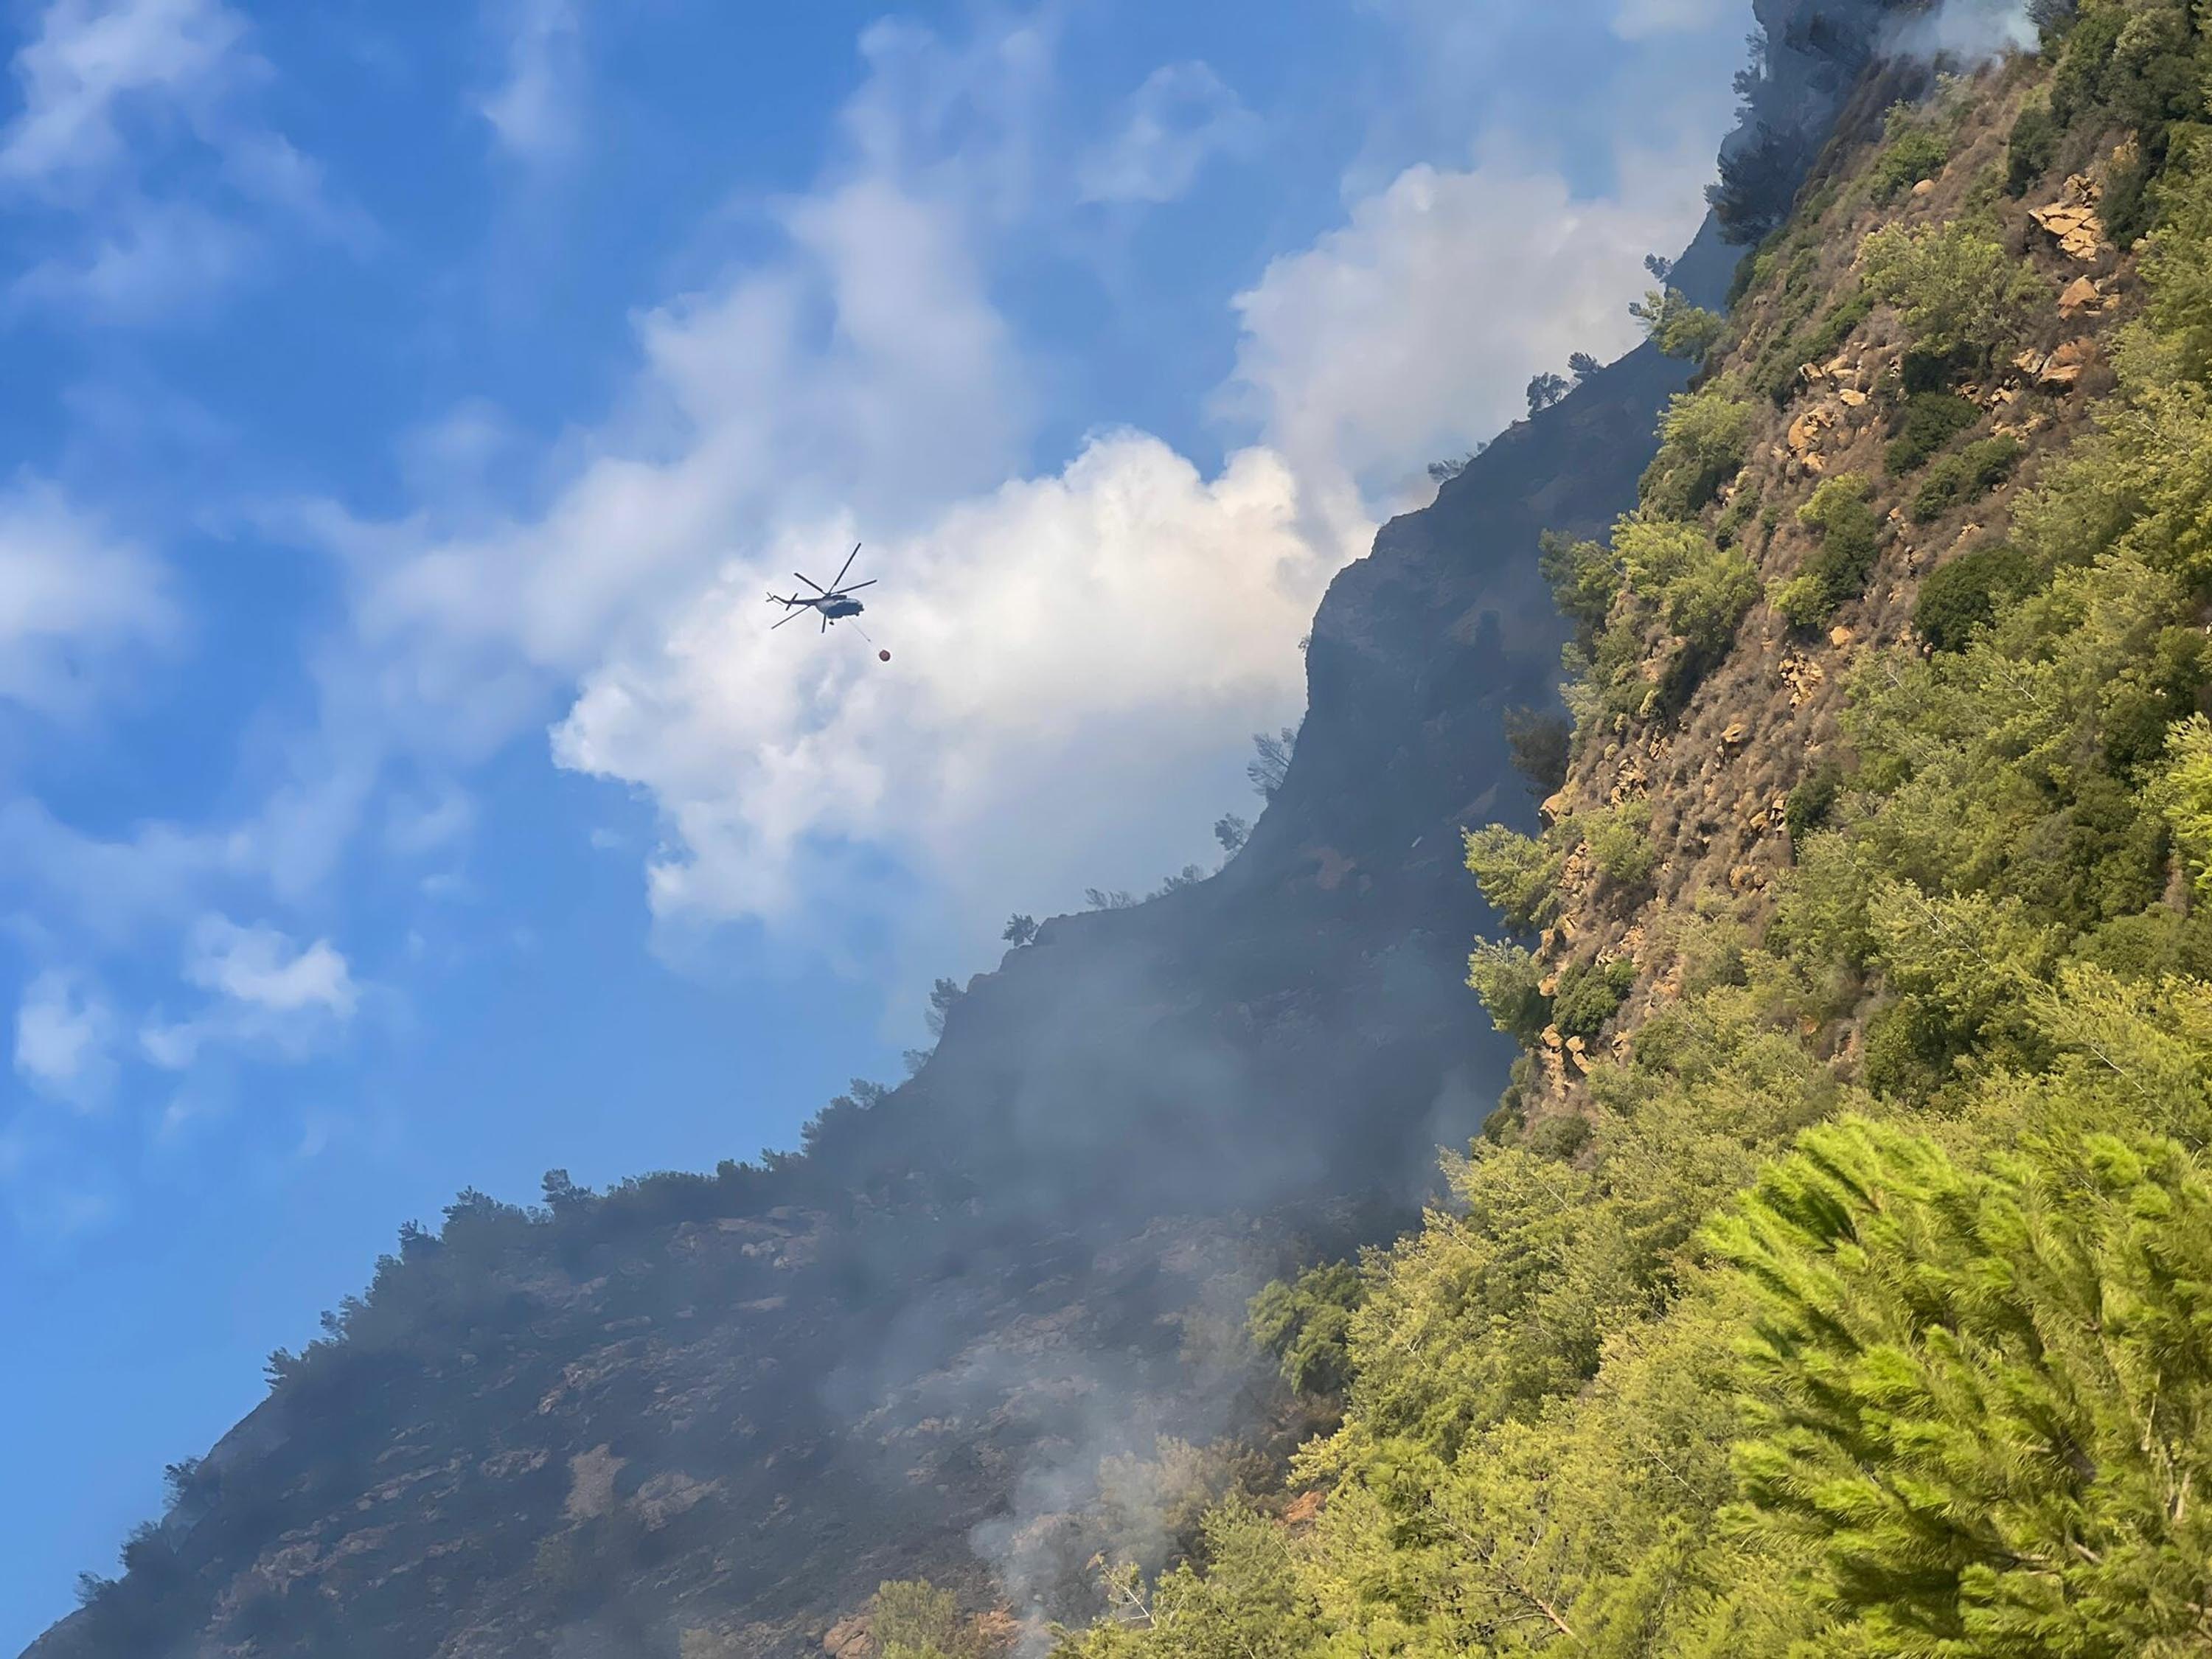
[1710,1119,2212,1658]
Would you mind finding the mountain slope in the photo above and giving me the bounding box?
[1044,7,2212,1655]
[24,297,1687,1659]
[23,268,1677,1659]
[24,3,1915,1655]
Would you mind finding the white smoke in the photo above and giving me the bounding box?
[1890,0,2038,64]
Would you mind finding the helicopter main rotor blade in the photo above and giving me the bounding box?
[830,542,860,592]
[820,613,829,633]
[834,579,876,594]
[793,571,828,594]
[771,608,803,629]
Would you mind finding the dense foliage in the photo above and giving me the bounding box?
[1055,16,2212,1658]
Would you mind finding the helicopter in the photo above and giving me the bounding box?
[768,543,876,633]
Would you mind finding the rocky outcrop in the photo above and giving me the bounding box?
[1510,56,2146,1138]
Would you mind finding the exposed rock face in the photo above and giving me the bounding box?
[1511,53,2140,1137]
[2029,175,2111,263]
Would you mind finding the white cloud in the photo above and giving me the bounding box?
[0,0,246,189]
[0,476,178,714]
[0,0,359,320]
[139,916,359,1070]
[286,11,1739,1003]
[324,170,1029,753]
[1224,138,1716,504]
[288,18,1338,987]
[13,968,115,1105]
[10,194,248,320]
[1077,61,1260,204]
[383,785,475,858]
[552,434,1326,942]
[479,0,585,161]
[184,915,357,1016]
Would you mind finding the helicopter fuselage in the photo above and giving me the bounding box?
[769,544,875,632]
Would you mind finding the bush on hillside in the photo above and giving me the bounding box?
[1910,434,2022,521]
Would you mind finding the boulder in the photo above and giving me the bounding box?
[2029,194,2106,262]
[2058,274,2101,316]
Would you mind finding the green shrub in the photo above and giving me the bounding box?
[1551,956,1638,1040]
[1663,543,1761,668]
[1884,390,1981,473]
[1770,572,1827,630]
[1585,801,1659,888]
[1785,759,1846,845]
[2006,100,2059,195]
[1860,218,2045,364]
[871,1581,966,1659]
[1714,484,1762,549]
[1804,287,1874,360]
[1464,825,1561,931]
[1752,288,1876,405]
[1728,224,1787,309]
[1247,1262,1362,1395]
[1911,540,2037,651]
[1868,103,1951,201]
[1537,529,1622,645]
[1631,286,1728,361]
[1523,1113,1592,1161]
[1907,434,2022,521]
[1615,514,1709,593]
[1467,939,1551,1045]
[1641,380,1754,516]
[1779,475,1882,628]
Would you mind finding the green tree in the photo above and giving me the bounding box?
[1503,707,1572,796]
[1630,287,1728,360]
[1713,1119,2212,1658]
[1538,529,1623,644]
[1248,1262,1363,1396]
[1464,825,1563,932]
[1860,218,2044,365]
[925,976,966,1037]
[1641,380,1754,517]
[1469,939,1551,1045]
[2154,714,2212,900]
[1248,727,1298,799]
[2145,142,2212,383]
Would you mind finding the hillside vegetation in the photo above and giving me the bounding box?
[1050,8,2212,1657]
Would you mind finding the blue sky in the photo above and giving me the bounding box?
[0,0,1753,1644]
